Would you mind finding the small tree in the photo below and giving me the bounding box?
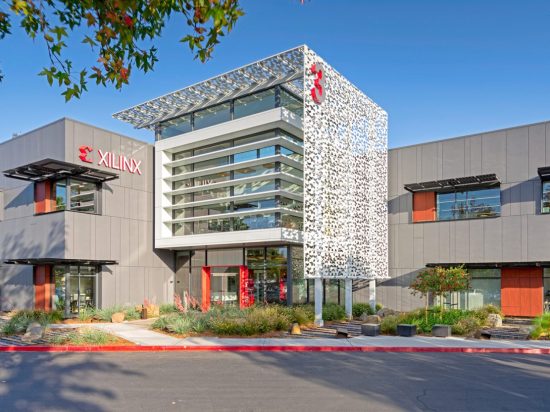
[410,266,470,320]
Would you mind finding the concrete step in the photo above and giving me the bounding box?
[503,317,533,327]
[483,327,530,340]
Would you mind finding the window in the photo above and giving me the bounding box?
[193,141,232,156]
[160,115,192,139]
[234,213,276,230]
[194,171,231,187]
[234,89,276,119]
[234,198,277,213]
[280,180,303,194]
[436,188,500,221]
[542,182,550,214]
[234,180,276,196]
[443,269,501,310]
[281,164,303,179]
[281,214,303,230]
[280,197,303,212]
[280,89,303,118]
[234,163,276,179]
[280,146,303,162]
[53,265,97,317]
[192,187,230,202]
[194,103,231,130]
[193,156,229,171]
[195,218,232,234]
[52,178,99,214]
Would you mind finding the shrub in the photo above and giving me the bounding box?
[50,328,118,345]
[123,307,141,321]
[380,315,400,335]
[352,303,373,318]
[2,310,63,335]
[375,303,383,312]
[288,305,315,325]
[94,306,124,322]
[77,308,96,322]
[452,317,482,336]
[160,303,178,315]
[530,313,550,339]
[322,303,346,321]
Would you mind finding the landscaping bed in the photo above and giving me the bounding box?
[379,305,504,337]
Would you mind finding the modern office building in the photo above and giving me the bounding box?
[0,118,174,316]
[2,46,549,318]
[0,46,388,316]
[382,120,550,317]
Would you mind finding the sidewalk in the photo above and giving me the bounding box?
[81,321,550,350]
[7,320,550,352]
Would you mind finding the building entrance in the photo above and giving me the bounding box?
[201,265,254,311]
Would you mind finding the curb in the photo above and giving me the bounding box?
[0,345,549,354]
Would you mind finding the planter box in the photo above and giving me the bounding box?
[361,323,380,337]
[397,324,417,337]
[432,324,451,337]
[336,328,349,339]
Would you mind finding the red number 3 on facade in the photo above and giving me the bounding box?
[310,62,325,104]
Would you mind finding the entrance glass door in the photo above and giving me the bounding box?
[210,267,239,306]
[53,265,97,317]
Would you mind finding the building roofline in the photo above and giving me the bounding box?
[0,117,150,148]
[390,118,550,151]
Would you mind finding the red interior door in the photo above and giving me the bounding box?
[501,268,543,317]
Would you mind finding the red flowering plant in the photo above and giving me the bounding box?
[410,266,470,320]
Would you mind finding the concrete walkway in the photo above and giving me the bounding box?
[64,321,550,349]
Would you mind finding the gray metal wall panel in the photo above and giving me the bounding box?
[386,121,550,311]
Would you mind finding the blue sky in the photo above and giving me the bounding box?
[1,0,549,147]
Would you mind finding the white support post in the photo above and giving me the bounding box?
[345,279,352,320]
[314,278,323,327]
[369,279,377,312]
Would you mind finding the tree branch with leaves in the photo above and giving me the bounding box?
[0,0,243,100]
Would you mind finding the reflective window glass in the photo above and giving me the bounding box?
[280,146,303,162]
[234,89,276,119]
[195,218,232,234]
[173,222,193,236]
[234,150,257,163]
[233,180,276,196]
[234,198,276,212]
[54,180,67,211]
[280,89,304,118]
[281,164,303,178]
[194,103,231,130]
[194,171,231,187]
[436,188,500,221]
[543,182,550,214]
[172,179,193,190]
[280,197,303,212]
[160,115,192,139]
[259,146,276,158]
[193,156,229,171]
[234,213,276,231]
[234,163,276,179]
[281,214,303,231]
[193,141,232,156]
[280,180,303,194]
[193,187,230,202]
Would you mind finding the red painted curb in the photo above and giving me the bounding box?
[0,345,549,354]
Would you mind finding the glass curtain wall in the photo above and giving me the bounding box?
[544,269,550,313]
[52,265,97,317]
[170,129,303,236]
[158,85,303,140]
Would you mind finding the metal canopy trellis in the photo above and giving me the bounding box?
[113,46,305,130]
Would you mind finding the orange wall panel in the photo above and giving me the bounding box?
[412,192,436,223]
[34,181,55,214]
[501,267,543,317]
